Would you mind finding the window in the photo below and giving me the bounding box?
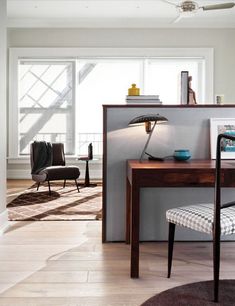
[18,60,75,155]
[77,60,142,155]
[146,58,204,103]
[9,48,213,159]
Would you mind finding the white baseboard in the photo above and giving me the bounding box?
[7,169,102,180]
[7,169,31,179]
[0,209,10,235]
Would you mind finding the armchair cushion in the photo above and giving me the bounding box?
[42,165,80,181]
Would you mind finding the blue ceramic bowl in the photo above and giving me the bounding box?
[174,149,191,161]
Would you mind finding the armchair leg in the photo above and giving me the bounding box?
[63,180,66,188]
[48,180,51,196]
[75,179,80,193]
[213,231,220,302]
[37,182,40,191]
[168,222,175,278]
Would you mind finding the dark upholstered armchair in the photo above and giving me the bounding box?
[30,142,80,195]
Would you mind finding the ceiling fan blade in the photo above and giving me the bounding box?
[202,2,235,11]
[159,0,177,7]
[171,14,183,23]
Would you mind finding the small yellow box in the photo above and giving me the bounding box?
[128,84,140,96]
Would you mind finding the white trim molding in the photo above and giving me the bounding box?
[7,163,102,180]
[0,0,7,225]
[0,209,10,235]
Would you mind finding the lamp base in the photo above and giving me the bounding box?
[145,152,164,161]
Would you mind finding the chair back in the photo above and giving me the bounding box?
[30,143,35,171]
[88,143,93,160]
[52,143,66,166]
[215,133,235,238]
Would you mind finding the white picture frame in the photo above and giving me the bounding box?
[210,118,235,159]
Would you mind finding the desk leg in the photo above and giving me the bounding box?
[131,185,140,278]
[126,178,131,244]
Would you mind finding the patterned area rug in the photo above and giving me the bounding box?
[7,182,102,221]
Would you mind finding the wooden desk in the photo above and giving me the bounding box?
[126,159,235,278]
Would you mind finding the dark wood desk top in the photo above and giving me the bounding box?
[127,159,235,188]
[128,159,235,169]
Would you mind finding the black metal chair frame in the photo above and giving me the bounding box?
[167,133,235,303]
[36,179,80,195]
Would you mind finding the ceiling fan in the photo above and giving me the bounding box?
[161,1,235,22]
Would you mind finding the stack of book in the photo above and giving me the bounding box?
[126,95,162,104]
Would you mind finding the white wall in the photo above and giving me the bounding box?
[8,28,235,102]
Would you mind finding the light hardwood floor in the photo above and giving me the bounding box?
[2,180,235,305]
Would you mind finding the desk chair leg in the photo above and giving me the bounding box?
[167,222,175,278]
[213,232,220,302]
[37,182,40,191]
[63,179,66,188]
[75,179,80,193]
[48,180,51,196]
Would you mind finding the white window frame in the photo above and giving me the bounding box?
[18,59,76,156]
[9,47,214,160]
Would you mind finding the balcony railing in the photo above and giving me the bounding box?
[77,133,103,156]
[19,132,103,156]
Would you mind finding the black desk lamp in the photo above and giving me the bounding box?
[128,114,168,162]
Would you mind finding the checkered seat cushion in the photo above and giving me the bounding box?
[166,203,235,236]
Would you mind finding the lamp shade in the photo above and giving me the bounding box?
[128,114,168,126]
[128,113,168,162]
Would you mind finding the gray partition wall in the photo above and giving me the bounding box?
[103,105,235,242]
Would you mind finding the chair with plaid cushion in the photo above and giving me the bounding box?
[166,133,235,303]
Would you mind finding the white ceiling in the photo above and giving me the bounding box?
[7,0,235,28]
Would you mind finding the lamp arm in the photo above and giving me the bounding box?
[139,121,157,162]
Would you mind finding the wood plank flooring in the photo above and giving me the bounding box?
[7,179,32,204]
[2,180,235,305]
